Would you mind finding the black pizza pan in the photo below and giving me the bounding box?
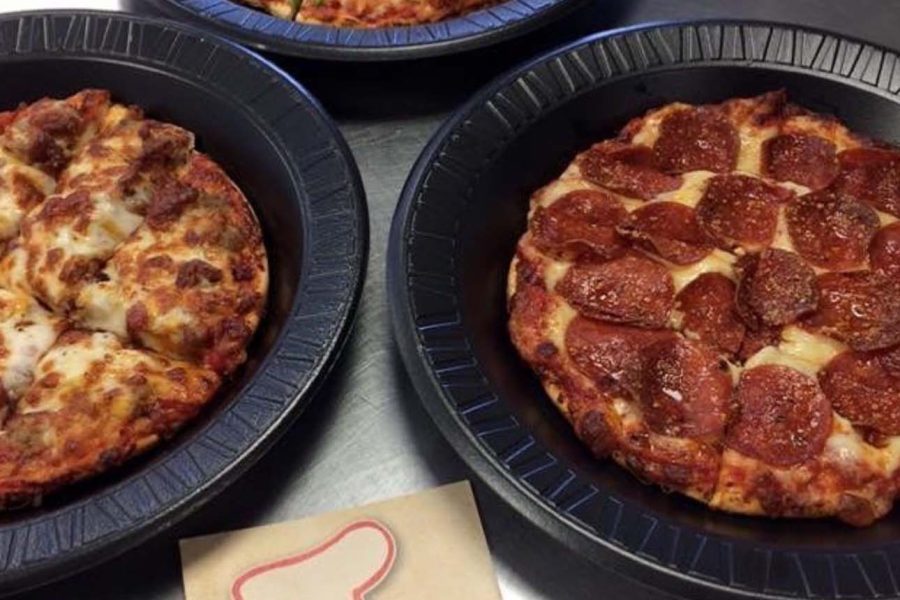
[139,0,588,61]
[389,20,900,600]
[0,10,367,596]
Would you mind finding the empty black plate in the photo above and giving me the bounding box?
[0,10,367,596]
[389,21,900,600]
[143,0,588,60]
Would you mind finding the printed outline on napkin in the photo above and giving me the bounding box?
[230,519,397,600]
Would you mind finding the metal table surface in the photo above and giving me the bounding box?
[7,0,900,598]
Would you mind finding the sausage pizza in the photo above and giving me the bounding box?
[0,90,267,506]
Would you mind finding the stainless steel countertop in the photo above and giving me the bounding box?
[8,0,900,598]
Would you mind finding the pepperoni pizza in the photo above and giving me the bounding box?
[0,90,267,506]
[508,91,900,525]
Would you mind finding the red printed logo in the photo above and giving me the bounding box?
[231,519,397,600]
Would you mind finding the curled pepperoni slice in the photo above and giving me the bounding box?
[804,271,900,351]
[870,222,900,279]
[653,107,739,173]
[735,249,819,329]
[639,337,732,439]
[531,189,628,261]
[785,189,879,270]
[578,141,682,200]
[565,316,675,395]
[762,134,839,189]
[726,365,832,467]
[696,174,792,250]
[675,273,745,356]
[820,351,900,435]
[616,202,712,265]
[556,254,675,328]
[833,148,900,217]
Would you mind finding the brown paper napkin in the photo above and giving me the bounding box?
[180,481,502,599]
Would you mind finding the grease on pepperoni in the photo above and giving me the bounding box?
[617,202,713,265]
[675,273,745,356]
[556,254,675,328]
[726,365,832,467]
[762,134,839,189]
[735,249,819,329]
[803,271,900,351]
[785,189,879,270]
[820,351,900,435]
[531,189,628,262]
[578,141,682,200]
[653,107,739,173]
[639,337,732,440]
[696,174,792,250]
[565,316,675,395]
[833,147,900,217]
[870,222,900,279]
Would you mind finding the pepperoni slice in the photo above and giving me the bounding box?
[726,365,832,467]
[696,174,793,250]
[878,345,900,380]
[578,141,682,200]
[675,273,745,356]
[565,316,675,395]
[785,189,880,270]
[804,271,900,351]
[734,249,819,329]
[556,254,675,328]
[737,324,783,363]
[762,134,839,189]
[833,148,900,217]
[639,337,732,439]
[653,107,739,173]
[531,189,628,262]
[870,222,900,279]
[820,351,900,435]
[616,202,712,265]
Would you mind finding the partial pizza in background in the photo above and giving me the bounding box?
[0,89,267,506]
[239,0,501,27]
[508,91,900,525]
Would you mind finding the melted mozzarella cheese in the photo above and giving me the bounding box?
[744,326,845,377]
[659,170,714,208]
[0,290,61,398]
[544,260,571,290]
[735,125,778,176]
[877,210,898,226]
[546,303,577,350]
[669,249,737,292]
[0,156,55,242]
[770,206,795,253]
[74,280,127,338]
